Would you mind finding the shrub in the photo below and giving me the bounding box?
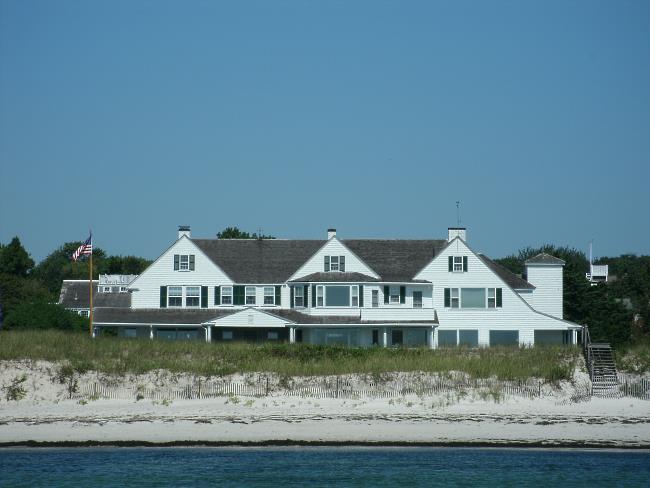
[3,302,87,332]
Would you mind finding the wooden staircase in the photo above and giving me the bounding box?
[587,342,620,397]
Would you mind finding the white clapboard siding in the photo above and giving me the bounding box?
[525,265,563,318]
[415,239,572,346]
[209,308,289,327]
[361,308,436,321]
[287,238,380,281]
[130,236,233,309]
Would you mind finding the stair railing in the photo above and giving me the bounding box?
[582,325,594,380]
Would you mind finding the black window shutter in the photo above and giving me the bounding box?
[160,286,167,308]
[496,288,502,308]
[444,288,450,307]
[358,285,364,307]
[201,286,208,308]
[463,256,468,272]
[214,286,221,305]
[400,286,406,304]
[189,255,195,271]
[340,256,346,272]
[174,255,179,271]
[324,256,330,272]
[384,285,389,304]
[312,285,316,307]
[234,286,245,305]
[303,285,309,306]
[448,256,453,272]
[275,286,281,306]
[290,287,295,308]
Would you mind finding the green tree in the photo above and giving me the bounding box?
[0,237,34,277]
[101,255,152,275]
[217,227,275,239]
[3,302,87,331]
[31,242,107,294]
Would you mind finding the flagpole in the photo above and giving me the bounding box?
[89,239,93,338]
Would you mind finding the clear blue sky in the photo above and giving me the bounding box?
[1,0,648,263]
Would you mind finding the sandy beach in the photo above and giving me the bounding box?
[1,361,649,448]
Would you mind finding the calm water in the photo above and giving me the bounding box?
[1,447,649,487]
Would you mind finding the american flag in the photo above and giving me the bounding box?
[72,234,93,261]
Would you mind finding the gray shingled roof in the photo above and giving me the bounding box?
[343,240,448,282]
[94,308,235,325]
[192,239,325,283]
[525,253,566,265]
[270,309,438,325]
[58,281,131,309]
[477,255,535,290]
[290,272,380,283]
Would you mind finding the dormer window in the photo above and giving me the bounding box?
[324,255,346,272]
[174,254,195,271]
[448,256,468,272]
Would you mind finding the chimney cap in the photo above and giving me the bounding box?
[178,225,191,231]
[327,228,336,232]
[447,226,466,230]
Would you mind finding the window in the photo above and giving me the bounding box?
[449,255,468,272]
[174,254,195,271]
[461,288,486,308]
[120,286,128,293]
[168,286,182,307]
[264,287,275,305]
[438,330,457,347]
[294,286,304,307]
[79,310,89,318]
[391,330,403,346]
[325,286,350,307]
[459,330,479,347]
[185,286,200,307]
[221,286,233,305]
[413,291,423,308]
[103,286,111,293]
[351,286,359,307]
[372,290,379,308]
[316,286,324,307]
[124,328,137,338]
[180,255,189,270]
[246,286,256,305]
[488,288,496,308]
[222,330,233,340]
[389,286,400,304]
[268,331,279,340]
[324,255,346,272]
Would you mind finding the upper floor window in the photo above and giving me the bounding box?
[413,291,423,308]
[389,286,400,304]
[372,290,379,308]
[351,286,359,307]
[264,287,275,305]
[315,285,359,307]
[168,286,182,307]
[246,286,256,305]
[444,287,502,309]
[316,286,324,307]
[448,256,468,272]
[174,254,195,271]
[294,286,304,307]
[324,255,346,272]
[185,286,200,307]
[222,286,233,305]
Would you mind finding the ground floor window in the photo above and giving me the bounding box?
[156,328,199,341]
[489,330,519,346]
[534,330,570,345]
[124,328,137,338]
[438,329,479,347]
[391,329,403,346]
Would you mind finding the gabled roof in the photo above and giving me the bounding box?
[477,255,535,290]
[290,271,380,283]
[525,253,566,266]
[192,239,325,283]
[58,281,131,309]
[94,308,235,325]
[343,240,448,282]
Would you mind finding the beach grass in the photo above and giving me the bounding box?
[615,340,650,374]
[0,329,580,382]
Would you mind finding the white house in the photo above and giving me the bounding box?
[91,226,580,347]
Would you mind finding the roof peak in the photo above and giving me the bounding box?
[525,253,566,265]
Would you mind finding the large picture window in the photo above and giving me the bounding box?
[461,288,485,308]
[185,286,200,307]
[325,286,350,307]
[168,286,182,307]
[445,287,502,309]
